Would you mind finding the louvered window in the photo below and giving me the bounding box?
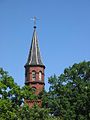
[32,71,36,81]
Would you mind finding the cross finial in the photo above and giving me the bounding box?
[31,16,37,29]
[33,16,36,27]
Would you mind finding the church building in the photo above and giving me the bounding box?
[24,23,45,107]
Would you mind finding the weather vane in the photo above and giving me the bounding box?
[31,16,39,28]
[30,16,37,27]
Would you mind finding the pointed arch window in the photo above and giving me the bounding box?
[32,71,36,81]
[39,71,42,81]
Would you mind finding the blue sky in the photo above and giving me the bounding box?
[0,0,90,90]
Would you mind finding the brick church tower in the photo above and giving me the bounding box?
[24,24,45,107]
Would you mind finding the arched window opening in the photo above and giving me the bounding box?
[25,69,28,82]
[39,71,42,81]
[25,69,28,77]
[32,71,36,81]
[32,86,36,92]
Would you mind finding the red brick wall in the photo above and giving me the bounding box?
[25,65,45,107]
[25,99,42,108]
[25,65,45,95]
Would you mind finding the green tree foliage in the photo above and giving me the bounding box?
[0,68,50,120]
[47,61,90,120]
[0,61,90,120]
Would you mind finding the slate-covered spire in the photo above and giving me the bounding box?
[25,26,44,66]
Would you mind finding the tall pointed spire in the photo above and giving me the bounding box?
[25,26,44,67]
[24,21,45,107]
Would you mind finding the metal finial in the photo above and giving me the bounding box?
[31,16,37,28]
[33,16,36,27]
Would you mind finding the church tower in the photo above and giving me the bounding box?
[24,23,45,106]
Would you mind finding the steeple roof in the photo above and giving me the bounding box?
[25,26,44,67]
